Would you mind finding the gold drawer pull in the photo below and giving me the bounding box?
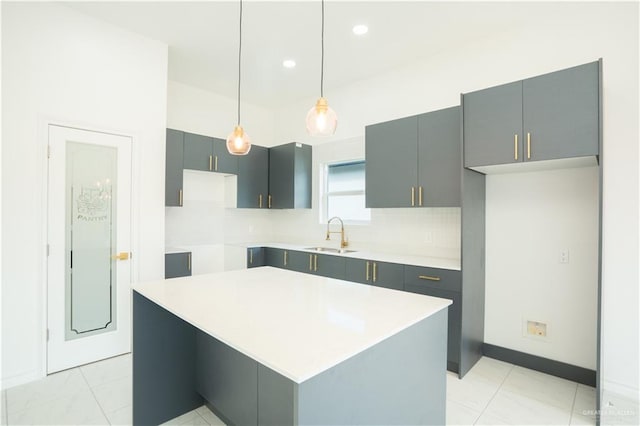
[209,155,213,171]
[179,189,183,206]
[188,253,191,271]
[411,187,415,207]
[527,132,531,159]
[309,254,313,270]
[259,194,263,208]
[314,255,318,271]
[214,155,218,171]
[419,275,441,281]
[372,262,377,283]
[284,250,288,266]
[514,134,519,160]
[366,261,370,281]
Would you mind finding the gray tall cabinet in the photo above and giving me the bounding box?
[165,129,184,207]
[268,142,312,209]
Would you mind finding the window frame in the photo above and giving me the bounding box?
[319,159,370,225]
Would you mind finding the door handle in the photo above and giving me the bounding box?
[314,255,318,272]
[209,155,213,171]
[268,195,272,208]
[214,155,218,171]
[527,132,531,159]
[259,194,263,208]
[179,189,183,206]
[514,134,519,160]
[411,187,415,207]
[249,249,253,264]
[309,254,313,271]
[284,251,288,266]
[112,252,129,261]
[372,262,377,283]
[366,261,370,281]
[187,253,191,271]
[419,186,423,207]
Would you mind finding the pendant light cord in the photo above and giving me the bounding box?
[320,0,325,98]
[237,0,243,126]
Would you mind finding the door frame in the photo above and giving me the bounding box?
[40,117,140,377]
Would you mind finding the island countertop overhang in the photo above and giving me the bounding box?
[132,266,451,384]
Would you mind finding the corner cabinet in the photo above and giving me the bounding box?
[365,106,461,208]
[237,145,269,209]
[268,143,312,209]
[183,132,238,175]
[463,60,600,169]
[165,129,184,207]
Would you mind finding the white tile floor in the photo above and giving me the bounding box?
[1,355,595,425]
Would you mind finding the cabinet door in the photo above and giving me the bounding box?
[345,258,370,285]
[165,129,184,207]
[212,137,239,174]
[312,254,346,280]
[246,247,264,268]
[523,61,599,162]
[264,248,286,268]
[183,132,213,171]
[463,81,523,168]
[285,250,310,273]
[370,261,404,290]
[268,144,294,208]
[365,116,418,208]
[403,285,461,370]
[418,107,461,207]
[165,252,191,279]
[238,145,269,208]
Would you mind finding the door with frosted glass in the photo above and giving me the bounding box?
[47,125,132,374]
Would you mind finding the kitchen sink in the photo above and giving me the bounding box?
[305,247,356,254]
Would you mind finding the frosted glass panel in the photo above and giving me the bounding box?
[65,141,117,340]
[327,162,365,192]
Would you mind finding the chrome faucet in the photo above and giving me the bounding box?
[326,216,348,249]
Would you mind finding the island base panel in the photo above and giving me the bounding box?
[132,292,203,426]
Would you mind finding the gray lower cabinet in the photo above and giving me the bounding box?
[307,253,346,280]
[237,145,269,208]
[345,258,404,290]
[183,132,238,174]
[165,252,192,279]
[365,107,461,208]
[264,247,286,268]
[196,330,257,426]
[246,247,264,268]
[268,143,312,209]
[464,60,600,169]
[165,129,184,207]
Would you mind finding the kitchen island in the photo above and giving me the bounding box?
[132,266,451,425]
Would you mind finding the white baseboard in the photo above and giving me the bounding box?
[1,369,44,390]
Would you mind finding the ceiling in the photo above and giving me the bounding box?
[64,1,564,108]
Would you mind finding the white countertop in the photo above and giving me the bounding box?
[241,242,461,271]
[133,267,451,384]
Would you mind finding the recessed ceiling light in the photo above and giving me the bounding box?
[282,59,296,69]
[352,24,368,36]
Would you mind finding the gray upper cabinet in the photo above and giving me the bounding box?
[183,132,238,174]
[365,116,418,208]
[165,129,184,207]
[268,143,312,209]
[365,107,461,208]
[418,106,461,207]
[237,145,269,209]
[464,61,599,169]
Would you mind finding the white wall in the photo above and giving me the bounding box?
[272,1,639,406]
[1,3,168,388]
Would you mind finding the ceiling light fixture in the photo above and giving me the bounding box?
[352,24,368,35]
[283,59,296,68]
[226,0,251,155]
[305,0,337,137]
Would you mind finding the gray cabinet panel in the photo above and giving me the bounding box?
[212,137,238,174]
[370,261,404,290]
[418,107,461,207]
[403,285,461,370]
[463,81,523,168]
[247,247,264,268]
[196,330,258,426]
[183,132,213,171]
[365,116,418,208]
[165,129,184,207]
[312,254,346,280]
[165,252,191,279]
[264,248,286,268]
[257,365,295,426]
[268,143,312,209]
[404,265,462,293]
[285,250,309,273]
[345,258,370,285]
[523,62,599,162]
[238,145,269,208]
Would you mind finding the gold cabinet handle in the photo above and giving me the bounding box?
[309,254,313,271]
[514,134,519,160]
[214,155,218,171]
[249,249,253,265]
[372,262,377,283]
[259,194,263,208]
[411,187,415,207]
[179,189,183,206]
[112,252,129,261]
[209,155,213,171]
[527,132,531,159]
[366,261,370,281]
[419,186,423,207]
[419,275,441,281]
[314,255,318,272]
[284,250,288,266]
[268,195,272,209]
[188,253,192,271]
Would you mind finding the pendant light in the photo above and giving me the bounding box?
[226,0,251,155]
[305,0,337,136]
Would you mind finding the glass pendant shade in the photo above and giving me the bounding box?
[306,97,337,137]
[226,125,251,155]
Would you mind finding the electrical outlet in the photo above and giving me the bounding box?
[560,249,570,264]
[527,320,547,337]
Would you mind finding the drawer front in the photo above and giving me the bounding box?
[404,265,461,292]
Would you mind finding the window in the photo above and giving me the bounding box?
[322,160,370,223]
